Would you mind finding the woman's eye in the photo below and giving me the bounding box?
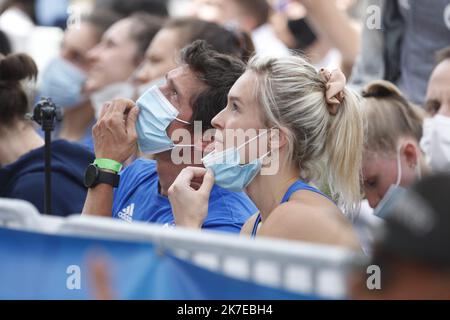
[365,179,377,188]
[232,103,239,112]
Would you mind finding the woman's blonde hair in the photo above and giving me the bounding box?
[247,55,364,211]
[361,80,425,155]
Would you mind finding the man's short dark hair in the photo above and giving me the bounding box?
[180,40,246,131]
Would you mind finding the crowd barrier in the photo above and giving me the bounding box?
[0,199,362,299]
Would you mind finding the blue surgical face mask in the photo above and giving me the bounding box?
[136,86,192,155]
[202,132,270,192]
[40,57,87,110]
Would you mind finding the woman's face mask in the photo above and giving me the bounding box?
[39,57,87,110]
[421,115,450,172]
[373,145,422,219]
[202,131,271,192]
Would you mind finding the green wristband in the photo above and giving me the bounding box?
[94,159,123,173]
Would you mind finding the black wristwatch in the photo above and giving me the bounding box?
[84,164,120,188]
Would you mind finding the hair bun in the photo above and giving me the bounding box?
[0,53,38,84]
[362,80,404,99]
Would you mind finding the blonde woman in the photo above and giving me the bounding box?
[169,55,364,250]
[360,80,429,210]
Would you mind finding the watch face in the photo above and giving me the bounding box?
[84,165,98,188]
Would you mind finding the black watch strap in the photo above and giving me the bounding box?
[97,170,120,188]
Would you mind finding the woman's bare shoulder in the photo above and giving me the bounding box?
[259,191,360,250]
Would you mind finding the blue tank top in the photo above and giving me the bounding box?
[251,180,329,238]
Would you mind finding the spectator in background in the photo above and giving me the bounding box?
[360,81,429,214]
[351,0,450,106]
[59,13,163,150]
[92,18,255,120]
[0,29,11,55]
[191,0,289,57]
[0,53,94,216]
[0,0,36,52]
[39,10,120,144]
[95,0,168,18]
[421,47,450,173]
[133,18,254,91]
[350,174,450,300]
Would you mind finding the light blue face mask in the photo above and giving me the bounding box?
[136,86,192,155]
[40,57,87,110]
[202,132,270,193]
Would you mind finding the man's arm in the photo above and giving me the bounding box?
[82,185,115,217]
[82,99,140,217]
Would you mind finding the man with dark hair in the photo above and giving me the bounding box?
[82,41,257,233]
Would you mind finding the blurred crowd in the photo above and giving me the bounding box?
[0,0,450,299]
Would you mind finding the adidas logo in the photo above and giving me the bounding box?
[118,204,135,223]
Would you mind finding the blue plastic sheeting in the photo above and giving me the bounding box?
[0,228,319,300]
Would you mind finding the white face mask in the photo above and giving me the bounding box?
[421,115,450,172]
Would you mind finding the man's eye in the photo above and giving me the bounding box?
[425,100,441,114]
[232,103,239,111]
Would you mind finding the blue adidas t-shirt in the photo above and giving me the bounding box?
[112,159,257,233]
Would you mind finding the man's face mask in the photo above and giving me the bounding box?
[202,132,271,193]
[421,115,450,172]
[40,57,87,110]
[136,86,192,155]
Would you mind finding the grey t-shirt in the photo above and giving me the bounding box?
[351,0,450,106]
[397,0,450,105]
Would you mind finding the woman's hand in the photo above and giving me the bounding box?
[168,167,215,229]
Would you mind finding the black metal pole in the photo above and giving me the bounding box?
[44,129,52,216]
[30,97,61,216]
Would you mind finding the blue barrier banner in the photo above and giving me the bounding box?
[0,228,318,300]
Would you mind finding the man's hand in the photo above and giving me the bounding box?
[168,167,215,229]
[93,99,140,164]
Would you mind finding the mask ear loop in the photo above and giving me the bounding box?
[395,145,403,186]
[174,118,191,125]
